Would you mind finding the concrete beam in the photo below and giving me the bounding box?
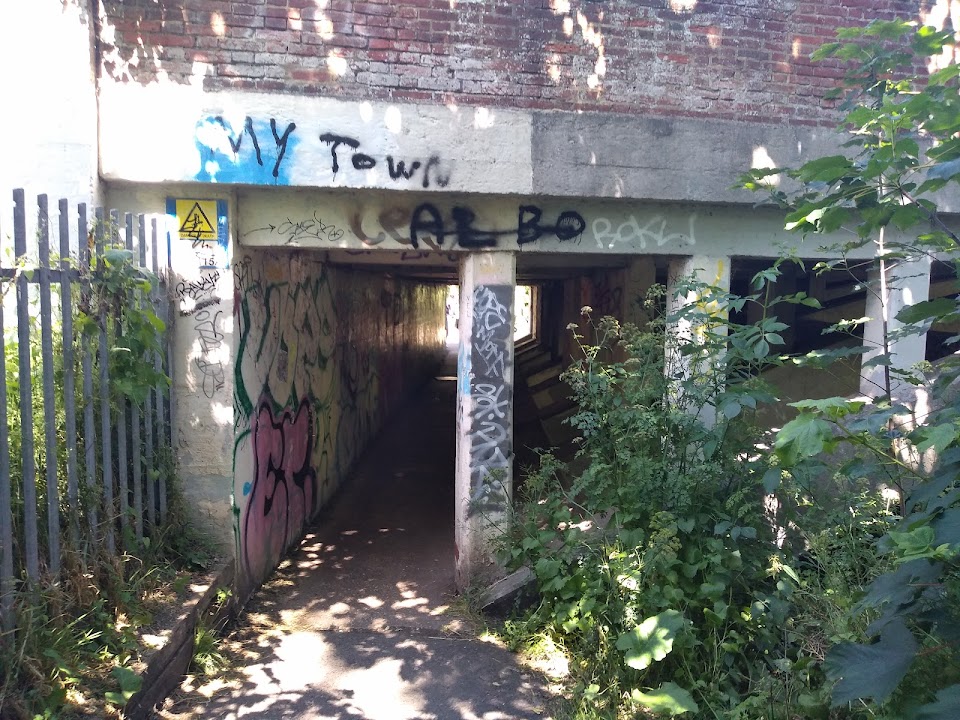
[233,187,896,260]
[99,85,960,214]
[530,111,845,205]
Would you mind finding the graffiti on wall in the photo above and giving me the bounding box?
[194,115,453,188]
[193,308,227,398]
[168,198,230,399]
[468,285,513,515]
[245,203,586,250]
[591,272,624,318]
[241,203,698,254]
[232,250,447,590]
[243,398,316,584]
[319,133,452,188]
[195,116,299,184]
[592,212,697,250]
[246,213,345,244]
[409,203,585,249]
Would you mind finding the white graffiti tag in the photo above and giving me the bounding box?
[472,285,510,378]
[468,285,513,515]
[473,382,509,421]
[592,213,697,250]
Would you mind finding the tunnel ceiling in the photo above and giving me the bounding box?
[320,249,652,284]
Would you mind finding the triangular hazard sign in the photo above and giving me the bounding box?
[179,202,216,239]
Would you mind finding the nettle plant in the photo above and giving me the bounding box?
[76,241,168,406]
[738,20,960,717]
[506,280,818,718]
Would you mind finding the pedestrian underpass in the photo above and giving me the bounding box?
[228,245,953,605]
[228,243,641,601]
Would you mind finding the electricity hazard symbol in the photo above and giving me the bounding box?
[166,197,229,269]
[176,200,217,241]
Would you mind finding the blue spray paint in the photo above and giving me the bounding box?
[458,341,472,398]
[194,116,298,185]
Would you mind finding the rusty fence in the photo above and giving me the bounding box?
[0,189,175,634]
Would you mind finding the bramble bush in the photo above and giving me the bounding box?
[503,18,959,720]
[739,18,960,718]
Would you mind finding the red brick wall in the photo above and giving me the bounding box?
[99,0,926,127]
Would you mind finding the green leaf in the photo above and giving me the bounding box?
[825,619,918,706]
[897,297,958,324]
[104,691,127,706]
[775,414,835,466]
[616,609,685,670]
[721,401,742,419]
[795,155,854,183]
[762,467,782,493]
[910,684,960,719]
[583,684,601,701]
[790,396,866,420]
[630,682,699,716]
[888,526,936,561]
[891,204,928,230]
[932,506,960,548]
[104,248,134,265]
[928,158,960,182]
[856,559,941,613]
[914,423,959,455]
[534,557,561,580]
[929,63,960,85]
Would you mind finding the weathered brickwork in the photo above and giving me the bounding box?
[99,0,927,127]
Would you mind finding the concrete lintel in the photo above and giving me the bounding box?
[455,252,517,591]
[235,186,901,261]
[97,83,960,215]
[531,110,852,206]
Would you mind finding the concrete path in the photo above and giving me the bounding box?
[155,352,555,720]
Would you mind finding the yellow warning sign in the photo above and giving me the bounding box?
[175,200,217,241]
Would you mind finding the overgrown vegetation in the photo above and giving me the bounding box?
[501,19,959,719]
[0,241,219,719]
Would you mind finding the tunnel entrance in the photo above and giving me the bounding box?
[233,243,654,604]
[443,284,534,344]
[234,245,943,604]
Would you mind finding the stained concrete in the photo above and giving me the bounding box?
[155,350,554,719]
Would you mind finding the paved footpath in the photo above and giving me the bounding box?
[155,357,555,720]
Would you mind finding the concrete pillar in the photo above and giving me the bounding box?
[529,284,541,342]
[861,256,932,398]
[624,258,657,327]
[167,195,236,554]
[560,277,580,360]
[666,254,731,425]
[455,252,516,591]
[666,254,732,331]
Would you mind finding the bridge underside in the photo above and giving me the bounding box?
[101,181,948,600]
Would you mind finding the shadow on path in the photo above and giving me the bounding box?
[155,353,555,719]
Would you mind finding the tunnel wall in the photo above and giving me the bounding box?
[233,246,446,594]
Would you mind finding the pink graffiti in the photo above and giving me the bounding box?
[243,398,316,585]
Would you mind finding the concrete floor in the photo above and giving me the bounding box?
[157,351,554,719]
